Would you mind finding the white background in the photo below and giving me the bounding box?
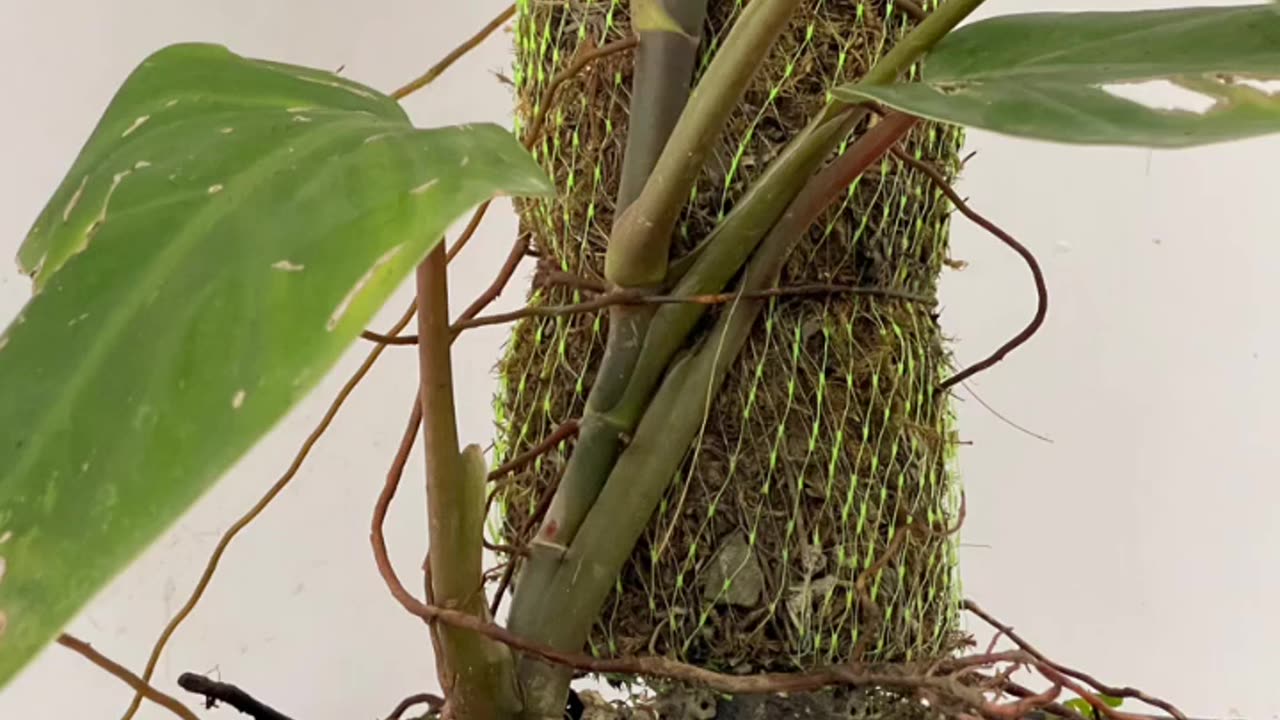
[0,1,1276,718]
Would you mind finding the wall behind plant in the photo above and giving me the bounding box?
[0,1,1275,718]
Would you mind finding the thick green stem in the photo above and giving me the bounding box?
[612,106,863,423]
[508,2,984,715]
[512,112,923,717]
[605,0,990,425]
[618,0,710,211]
[605,0,804,286]
[416,246,519,720]
[503,307,645,639]
[507,0,713,649]
[860,0,983,88]
[520,0,713,560]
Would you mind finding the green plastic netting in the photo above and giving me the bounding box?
[494,0,965,675]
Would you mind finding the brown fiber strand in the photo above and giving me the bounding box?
[390,4,516,100]
[59,634,198,720]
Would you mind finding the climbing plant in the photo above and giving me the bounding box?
[1,2,1277,719]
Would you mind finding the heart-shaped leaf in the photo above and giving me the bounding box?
[835,5,1280,147]
[0,42,551,685]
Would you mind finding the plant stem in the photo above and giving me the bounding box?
[505,0,713,660]
[512,112,922,714]
[508,2,986,714]
[614,0,992,420]
[612,105,862,423]
[605,0,804,287]
[617,0,710,211]
[59,634,199,720]
[415,245,519,720]
[860,0,984,88]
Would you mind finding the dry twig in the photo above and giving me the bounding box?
[486,419,580,481]
[521,36,639,148]
[57,634,198,720]
[177,673,294,720]
[390,4,516,100]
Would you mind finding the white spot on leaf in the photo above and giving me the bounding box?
[410,179,438,195]
[208,184,224,195]
[292,74,377,99]
[134,160,152,169]
[27,254,46,279]
[460,156,469,167]
[232,389,247,409]
[74,170,131,256]
[292,115,313,123]
[272,260,305,272]
[0,531,11,544]
[934,81,969,96]
[364,132,393,144]
[122,115,150,137]
[220,127,235,134]
[0,557,6,585]
[165,99,180,108]
[1102,80,1217,114]
[1236,77,1280,94]
[286,107,313,113]
[327,245,404,331]
[62,176,88,221]
[0,610,7,637]
[0,336,8,352]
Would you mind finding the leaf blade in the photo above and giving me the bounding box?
[834,5,1280,147]
[0,43,551,685]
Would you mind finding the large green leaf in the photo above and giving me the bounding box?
[835,5,1280,147]
[0,42,551,685]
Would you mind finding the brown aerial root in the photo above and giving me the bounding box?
[887,146,1049,391]
[359,282,936,345]
[372,415,1183,720]
[58,634,199,720]
[390,4,516,101]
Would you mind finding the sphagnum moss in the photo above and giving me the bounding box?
[495,0,965,676]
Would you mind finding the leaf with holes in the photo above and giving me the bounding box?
[0,42,551,685]
[835,5,1280,147]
